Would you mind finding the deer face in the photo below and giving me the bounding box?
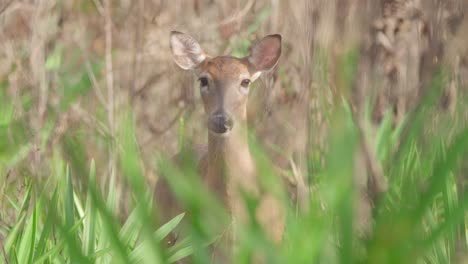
[170,31,281,136]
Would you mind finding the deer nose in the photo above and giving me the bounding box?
[209,111,234,134]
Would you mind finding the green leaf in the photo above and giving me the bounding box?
[119,207,141,247]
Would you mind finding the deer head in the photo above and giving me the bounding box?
[170,31,281,136]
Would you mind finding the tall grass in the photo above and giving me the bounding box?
[1,1,467,263]
[1,71,466,263]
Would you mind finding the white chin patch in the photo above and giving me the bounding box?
[209,129,232,138]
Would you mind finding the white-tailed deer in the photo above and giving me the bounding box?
[156,31,284,260]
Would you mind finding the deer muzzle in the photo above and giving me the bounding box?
[208,111,234,135]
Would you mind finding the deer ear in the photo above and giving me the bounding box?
[247,34,282,73]
[170,31,206,70]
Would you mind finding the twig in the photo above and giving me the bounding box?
[289,158,310,213]
[104,0,114,137]
[29,0,49,171]
[146,108,185,137]
[357,118,388,197]
[103,0,115,177]
[91,0,104,16]
[130,0,144,101]
[85,61,107,107]
[274,165,296,187]
[71,105,111,138]
[132,71,166,98]
[0,0,14,16]
[74,32,108,108]
[219,0,255,26]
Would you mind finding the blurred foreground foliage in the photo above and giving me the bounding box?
[0,73,467,263]
[0,0,467,263]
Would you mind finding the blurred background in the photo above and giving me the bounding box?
[0,0,467,263]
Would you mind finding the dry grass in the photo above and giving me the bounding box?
[0,0,467,262]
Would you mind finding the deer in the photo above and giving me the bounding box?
[155,31,284,261]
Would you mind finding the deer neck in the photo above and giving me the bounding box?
[205,120,255,193]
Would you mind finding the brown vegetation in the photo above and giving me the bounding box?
[1,0,467,250]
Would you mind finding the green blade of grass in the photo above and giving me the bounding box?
[154,213,185,241]
[106,168,117,214]
[65,165,75,232]
[17,201,36,264]
[416,127,468,218]
[83,160,97,258]
[422,189,468,251]
[168,245,194,263]
[119,206,141,247]
[26,203,37,264]
[119,110,169,263]
[42,184,91,264]
[33,240,66,264]
[19,184,32,214]
[34,189,58,262]
[4,194,20,212]
[87,179,132,264]
[129,213,185,262]
[4,214,26,254]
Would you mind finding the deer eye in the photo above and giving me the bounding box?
[199,77,209,87]
[241,79,251,88]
